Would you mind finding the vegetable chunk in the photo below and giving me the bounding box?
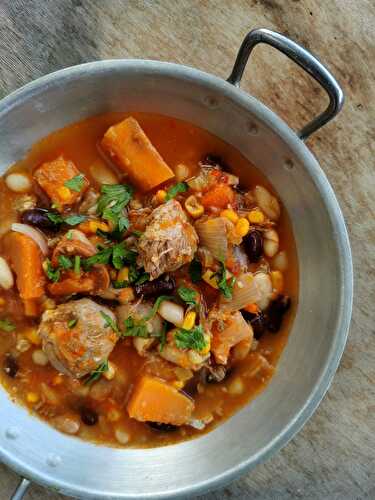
[127,375,194,425]
[211,311,253,364]
[101,117,175,191]
[34,156,89,211]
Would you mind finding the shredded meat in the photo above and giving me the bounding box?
[136,200,198,280]
[38,298,118,378]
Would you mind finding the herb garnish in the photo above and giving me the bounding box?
[74,255,81,275]
[64,174,85,192]
[0,318,16,332]
[216,261,236,299]
[122,317,149,338]
[84,360,108,385]
[44,259,61,282]
[83,242,136,271]
[58,255,73,270]
[177,286,197,306]
[47,212,86,226]
[165,182,188,201]
[96,184,133,232]
[158,321,168,352]
[67,318,78,329]
[174,325,207,351]
[144,295,175,321]
[189,259,202,283]
[100,311,120,335]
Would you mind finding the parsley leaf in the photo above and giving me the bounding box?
[66,230,73,240]
[47,212,64,224]
[0,318,16,332]
[144,295,176,321]
[83,246,113,269]
[84,360,108,385]
[122,317,149,338]
[58,255,73,270]
[63,214,86,226]
[177,286,197,306]
[158,321,168,352]
[74,255,81,275]
[216,261,236,299]
[44,259,60,282]
[132,230,143,238]
[64,174,85,192]
[112,242,137,270]
[67,318,78,329]
[112,280,128,289]
[100,311,120,335]
[96,184,133,232]
[135,272,149,285]
[189,259,202,283]
[174,325,207,351]
[165,182,188,201]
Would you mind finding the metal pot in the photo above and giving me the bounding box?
[1,29,352,500]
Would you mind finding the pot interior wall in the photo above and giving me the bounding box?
[0,62,350,499]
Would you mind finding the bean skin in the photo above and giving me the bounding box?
[134,275,175,298]
[3,355,19,378]
[243,230,263,263]
[266,295,291,333]
[80,407,98,426]
[147,422,178,432]
[242,309,267,339]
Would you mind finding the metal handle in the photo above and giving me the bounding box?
[227,28,344,141]
[10,478,31,500]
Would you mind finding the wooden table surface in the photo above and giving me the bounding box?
[0,1,374,499]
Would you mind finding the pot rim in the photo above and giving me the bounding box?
[0,59,353,499]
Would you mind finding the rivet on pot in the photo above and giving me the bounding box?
[5,427,19,439]
[47,453,62,467]
[284,158,294,171]
[246,122,259,135]
[203,95,219,109]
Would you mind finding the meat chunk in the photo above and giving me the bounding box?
[38,298,118,378]
[137,200,198,280]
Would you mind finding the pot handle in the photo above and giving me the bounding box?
[227,28,344,141]
[10,478,31,500]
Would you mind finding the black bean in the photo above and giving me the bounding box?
[202,154,230,170]
[242,309,267,339]
[147,421,178,432]
[134,274,175,298]
[21,208,60,231]
[206,364,228,383]
[80,407,98,426]
[243,230,264,263]
[3,355,18,378]
[266,295,291,333]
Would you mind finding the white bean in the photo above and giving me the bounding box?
[0,256,14,290]
[115,427,130,445]
[158,300,184,327]
[53,414,80,435]
[272,250,288,271]
[253,272,273,310]
[263,229,279,258]
[32,349,49,366]
[5,173,32,193]
[254,185,280,221]
[16,338,31,353]
[175,163,190,182]
[89,160,119,185]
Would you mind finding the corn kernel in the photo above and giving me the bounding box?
[156,189,167,203]
[88,220,109,233]
[221,208,239,224]
[117,267,129,282]
[202,270,218,289]
[271,270,284,293]
[103,361,116,380]
[182,311,196,331]
[248,209,265,224]
[52,374,63,386]
[57,186,71,201]
[172,380,184,390]
[235,218,250,237]
[118,287,135,304]
[26,392,39,403]
[107,408,121,422]
[25,328,41,345]
[185,195,204,218]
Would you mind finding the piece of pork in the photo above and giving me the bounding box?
[137,200,198,280]
[38,298,118,378]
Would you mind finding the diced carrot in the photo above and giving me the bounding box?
[23,299,39,317]
[211,311,253,365]
[34,156,89,212]
[201,183,235,210]
[3,232,45,301]
[101,117,175,192]
[243,303,259,314]
[127,375,194,425]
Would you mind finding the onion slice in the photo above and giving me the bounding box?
[195,217,232,261]
[220,272,272,311]
[11,223,48,255]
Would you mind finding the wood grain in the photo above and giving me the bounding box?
[0,1,374,499]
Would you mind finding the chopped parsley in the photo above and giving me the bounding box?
[83,246,113,269]
[44,259,61,282]
[135,271,149,285]
[83,242,136,271]
[66,230,73,240]
[0,318,16,332]
[122,317,149,338]
[112,280,128,289]
[74,255,81,275]
[58,255,73,270]
[84,360,108,385]
[158,321,168,352]
[144,295,175,321]
[177,286,197,306]
[64,174,86,192]
[165,181,188,201]
[132,230,143,237]
[100,311,120,335]
[47,212,86,226]
[67,318,78,329]
[96,184,133,232]
[189,259,202,283]
[174,325,207,351]
[216,261,236,299]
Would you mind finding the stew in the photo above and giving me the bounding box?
[0,113,298,447]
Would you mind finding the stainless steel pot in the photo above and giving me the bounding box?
[1,29,352,500]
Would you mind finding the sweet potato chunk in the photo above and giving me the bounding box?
[101,117,174,191]
[3,232,45,301]
[211,311,253,365]
[34,156,89,211]
[127,375,194,425]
